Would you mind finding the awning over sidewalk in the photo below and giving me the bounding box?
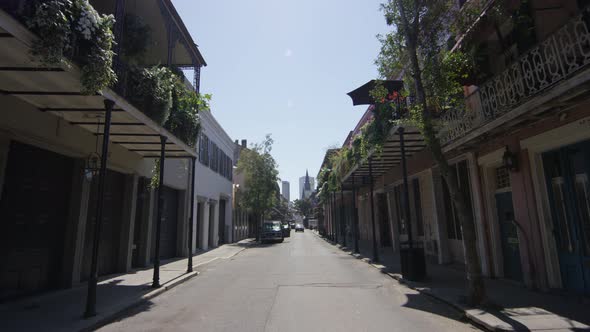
[341,127,426,188]
[0,13,196,159]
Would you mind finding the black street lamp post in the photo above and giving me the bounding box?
[352,175,359,254]
[152,135,167,288]
[187,156,196,273]
[369,158,379,262]
[84,99,114,318]
[340,186,346,248]
[398,127,426,281]
[399,127,413,247]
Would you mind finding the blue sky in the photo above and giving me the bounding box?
[173,0,390,201]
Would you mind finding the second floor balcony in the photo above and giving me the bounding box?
[440,4,590,149]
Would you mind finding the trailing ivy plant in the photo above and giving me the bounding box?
[126,65,211,147]
[165,86,211,147]
[28,0,117,94]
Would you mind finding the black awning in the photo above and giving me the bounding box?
[347,80,404,106]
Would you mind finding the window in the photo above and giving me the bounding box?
[199,138,233,181]
[495,166,511,189]
[209,142,218,172]
[199,134,209,166]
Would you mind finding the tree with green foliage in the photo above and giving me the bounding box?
[376,0,485,305]
[293,198,313,222]
[235,135,280,240]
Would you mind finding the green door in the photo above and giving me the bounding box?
[495,191,523,281]
[543,140,590,295]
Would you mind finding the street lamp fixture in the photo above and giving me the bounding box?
[502,146,519,172]
[84,152,101,180]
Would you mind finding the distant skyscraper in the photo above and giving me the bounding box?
[281,181,290,201]
[299,170,315,199]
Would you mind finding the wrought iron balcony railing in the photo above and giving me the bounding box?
[440,6,590,145]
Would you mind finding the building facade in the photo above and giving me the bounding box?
[299,171,315,199]
[0,0,205,302]
[192,110,235,250]
[322,0,590,297]
[282,181,290,202]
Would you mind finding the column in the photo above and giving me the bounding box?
[138,187,156,267]
[431,167,451,264]
[211,201,220,247]
[0,135,10,201]
[176,189,188,257]
[63,159,92,286]
[117,174,139,272]
[201,201,210,250]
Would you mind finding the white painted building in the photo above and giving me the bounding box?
[194,111,235,250]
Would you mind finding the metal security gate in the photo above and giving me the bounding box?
[83,170,125,280]
[0,141,73,300]
[151,186,179,260]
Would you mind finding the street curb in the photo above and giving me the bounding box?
[83,245,249,332]
[315,233,494,332]
[81,270,200,332]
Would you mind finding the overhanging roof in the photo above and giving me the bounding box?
[341,126,426,188]
[0,10,196,159]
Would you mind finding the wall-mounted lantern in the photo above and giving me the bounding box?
[503,146,519,172]
[84,152,101,180]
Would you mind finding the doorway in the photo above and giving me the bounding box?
[208,203,216,248]
[543,139,590,295]
[495,190,523,281]
[218,199,226,245]
[0,141,73,300]
[83,169,125,280]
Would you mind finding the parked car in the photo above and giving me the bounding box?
[295,223,304,232]
[282,222,291,237]
[261,220,284,243]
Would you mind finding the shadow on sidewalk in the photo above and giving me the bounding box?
[316,233,590,332]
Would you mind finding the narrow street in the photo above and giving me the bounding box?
[99,232,479,332]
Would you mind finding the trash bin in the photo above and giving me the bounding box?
[400,243,426,281]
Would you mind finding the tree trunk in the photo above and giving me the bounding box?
[396,0,486,305]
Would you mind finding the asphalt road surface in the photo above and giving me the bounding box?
[99,231,480,332]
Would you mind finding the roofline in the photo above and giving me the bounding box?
[162,0,207,67]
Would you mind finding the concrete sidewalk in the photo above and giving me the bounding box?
[0,239,254,332]
[321,234,590,332]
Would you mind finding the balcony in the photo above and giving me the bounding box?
[440,6,590,148]
[0,0,205,156]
